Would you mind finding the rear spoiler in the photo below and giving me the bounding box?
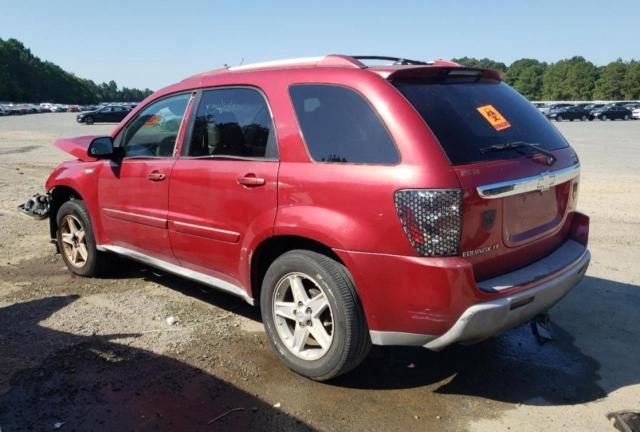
[385,66,504,82]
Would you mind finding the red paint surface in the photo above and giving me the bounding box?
[45,59,589,337]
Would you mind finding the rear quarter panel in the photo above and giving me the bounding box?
[265,68,461,254]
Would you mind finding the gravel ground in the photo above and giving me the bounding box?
[0,113,638,431]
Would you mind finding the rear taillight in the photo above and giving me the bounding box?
[394,189,462,257]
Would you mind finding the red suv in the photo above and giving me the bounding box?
[33,55,590,380]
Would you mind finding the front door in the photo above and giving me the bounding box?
[168,87,279,288]
[98,92,192,263]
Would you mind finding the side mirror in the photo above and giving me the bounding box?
[88,136,117,159]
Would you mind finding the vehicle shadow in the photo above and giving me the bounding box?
[100,256,261,322]
[330,275,639,406]
[110,262,639,407]
[0,295,310,431]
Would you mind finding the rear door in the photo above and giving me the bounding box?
[98,93,192,263]
[168,87,279,288]
[393,74,580,280]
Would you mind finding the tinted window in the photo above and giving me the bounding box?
[120,93,190,157]
[187,88,277,158]
[289,84,399,164]
[394,80,568,165]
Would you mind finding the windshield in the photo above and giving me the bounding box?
[393,80,568,165]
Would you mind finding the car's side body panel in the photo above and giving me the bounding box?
[43,58,590,349]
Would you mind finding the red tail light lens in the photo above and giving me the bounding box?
[394,189,462,256]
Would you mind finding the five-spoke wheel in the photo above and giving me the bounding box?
[273,272,334,361]
[60,214,88,268]
[261,250,371,381]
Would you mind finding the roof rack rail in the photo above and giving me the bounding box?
[227,55,365,72]
[351,56,430,66]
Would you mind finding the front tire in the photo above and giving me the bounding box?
[601,114,608,121]
[85,116,94,125]
[56,200,107,276]
[260,250,371,381]
[624,114,630,120]
[556,115,563,121]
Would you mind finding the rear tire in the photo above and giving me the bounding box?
[624,114,630,120]
[85,116,94,125]
[581,115,587,121]
[557,115,563,122]
[260,250,371,381]
[601,114,608,121]
[56,200,108,277]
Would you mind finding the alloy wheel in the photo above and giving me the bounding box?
[60,214,89,268]
[272,272,334,361]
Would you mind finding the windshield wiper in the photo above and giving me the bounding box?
[480,141,556,165]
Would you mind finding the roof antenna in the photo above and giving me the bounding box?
[239,57,245,66]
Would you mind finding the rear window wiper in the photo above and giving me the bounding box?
[480,141,556,165]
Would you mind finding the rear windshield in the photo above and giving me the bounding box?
[393,80,568,165]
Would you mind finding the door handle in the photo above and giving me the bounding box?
[238,174,265,187]
[148,171,166,182]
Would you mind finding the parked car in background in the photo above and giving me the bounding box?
[548,105,592,121]
[76,105,131,124]
[591,104,632,120]
[533,102,548,115]
[0,106,9,116]
[583,103,604,112]
[632,108,640,120]
[29,54,590,380]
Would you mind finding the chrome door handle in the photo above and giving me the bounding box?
[148,171,166,181]
[237,174,265,187]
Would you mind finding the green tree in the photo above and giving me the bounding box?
[542,57,598,100]
[593,60,628,100]
[451,57,508,72]
[0,37,153,103]
[505,58,546,100]
[622,60,640,100]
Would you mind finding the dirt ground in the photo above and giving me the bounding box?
[0,113,638,432]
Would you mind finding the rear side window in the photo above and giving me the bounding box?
[186,87,277,159]
[393,80,569,165]
[289,84,399,164]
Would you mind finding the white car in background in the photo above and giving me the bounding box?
[632,108,640,120]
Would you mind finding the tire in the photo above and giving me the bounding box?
[556,115,563,121]
[85,116,94,125]
[601,114,608,121]
[260,250,371,381]
[581,115,587,121]
[624,114,630,120]
[56,200,107,277]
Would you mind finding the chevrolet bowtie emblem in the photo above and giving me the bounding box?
[536,172,556,192]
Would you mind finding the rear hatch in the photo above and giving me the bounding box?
[391,69,580,281]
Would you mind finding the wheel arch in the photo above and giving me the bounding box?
[48,186,84,242]
[250,235,346,302]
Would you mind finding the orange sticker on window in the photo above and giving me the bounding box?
[476,105,511,131]
[144,114,161,126]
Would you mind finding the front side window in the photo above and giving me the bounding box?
[119,93,190,157]
[186,87,277,159]
[289,84,399,164]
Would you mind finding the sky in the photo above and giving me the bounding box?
[1,0,638,91]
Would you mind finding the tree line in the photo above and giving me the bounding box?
[0,38,153,104]
[452,56,640,101]
[1,37,638,103]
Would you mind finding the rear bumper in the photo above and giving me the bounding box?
[424,245,589,350]
[334,212,590,349]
